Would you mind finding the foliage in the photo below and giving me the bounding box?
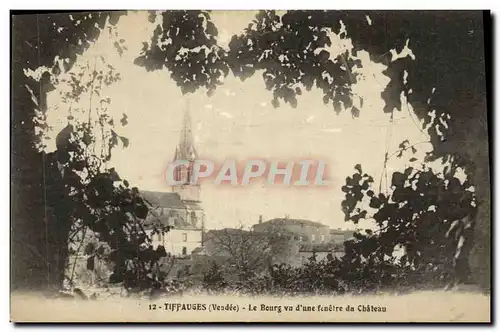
[193,255,395,296]
[204,226,294,282]
[202,261,227,291]
[135,10,227,95]
[341,162,477,285]
[227,11,363,112]
[12,11,125,290]
[41,47,168,292]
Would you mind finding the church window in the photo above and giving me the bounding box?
[182,247,187,256]
[182,233,187,242]
[174,165,182,182]
[190,211,197,226]
[311,234,315,242]
[187,164,192,183]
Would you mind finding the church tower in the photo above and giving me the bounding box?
[171,101,201,202]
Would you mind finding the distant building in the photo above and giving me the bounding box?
[252,217,355,266]
[142,104,204,257]
[330,228,355,244]
[252,217,332,245]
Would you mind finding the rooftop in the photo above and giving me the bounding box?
[141,190,203,230]
[254,218,329,229]
[141,190,202,211]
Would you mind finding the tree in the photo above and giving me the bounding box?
[11,11,169,294]
[202,261,227,291]
[341,162,477,287]
[204,226,293,282]
[11,11,126,291]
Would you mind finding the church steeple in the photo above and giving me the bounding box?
[172,99,201,202]
[174,100,198,162]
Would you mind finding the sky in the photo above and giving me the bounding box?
[41,11,435,231]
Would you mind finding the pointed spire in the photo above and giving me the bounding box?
[174,98,198,162]
[182,99,192,146]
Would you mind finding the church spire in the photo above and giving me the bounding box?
[172,99,201,202]
[175,99,198,162]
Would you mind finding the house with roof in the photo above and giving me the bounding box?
[252,217,332,245]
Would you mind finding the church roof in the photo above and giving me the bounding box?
[140,191,203,211]
[141,191,186,209]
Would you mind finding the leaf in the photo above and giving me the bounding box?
[133,55,146,67]
[404,167,414,177]
[409,157,418,162]
[55,124,74,150]
[351,106,360,118]
[391,171,405,188]
[369,196,382,209]
[120,113,128,126]
[398,139,409,149]
[333,101,342,113]
[354,164,362,174]
[135,202,149,219]
[109,168,121,182]
[119,136,129,148]
[322,95,329,105]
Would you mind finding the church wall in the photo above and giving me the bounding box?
[148,228,202,257]
[172,184,200,202]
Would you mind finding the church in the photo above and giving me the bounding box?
[141,106,205,257]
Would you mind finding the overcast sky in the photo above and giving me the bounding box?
[43,11,434,230]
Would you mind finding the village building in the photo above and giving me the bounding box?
[252,217,355,266]
[142,106,205,257]
[252,217,333,244]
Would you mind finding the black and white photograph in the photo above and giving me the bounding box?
[10,10,491,322]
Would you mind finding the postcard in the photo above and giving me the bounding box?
[10,10,491,322]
